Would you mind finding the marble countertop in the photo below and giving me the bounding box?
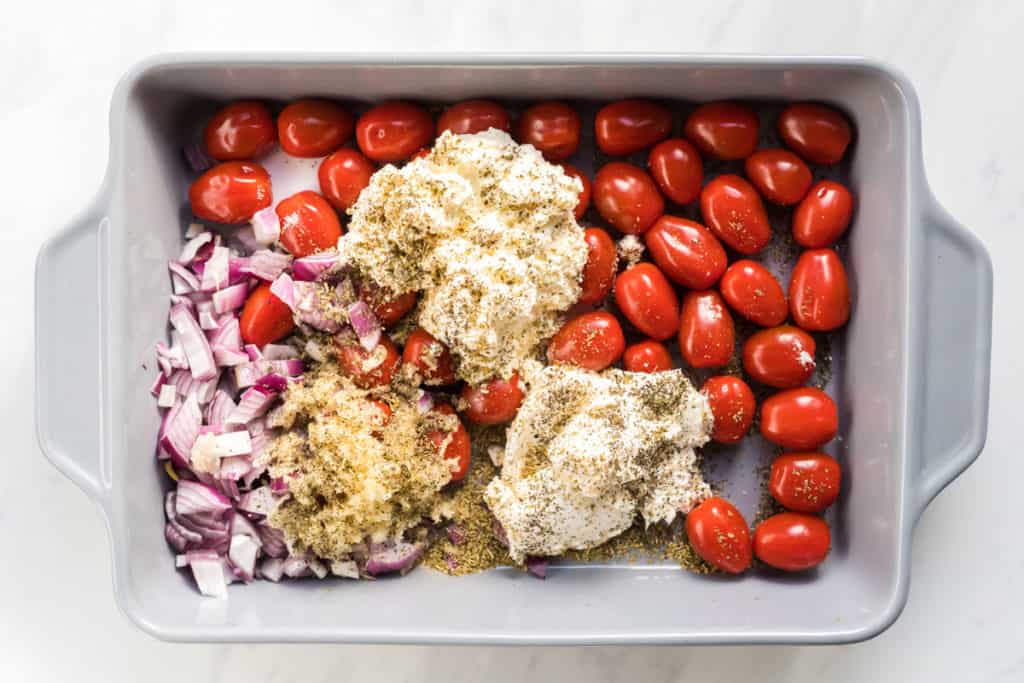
[5,1,1022,680]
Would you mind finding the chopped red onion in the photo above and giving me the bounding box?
[213,347,249,367]
[227,386,278,424]
[282,557,311,579]
[190,555,228,598]
[416,391,435,414]
[270,477,289,493]
[231,225,260,253]
[199,309,219,330]
[165,521,197,552]
[155,341,188,373]
[309,559,328,579]
[347,300,381,351]
[169,261,200,293]
[238,486,275,518]
[169,305,217,381]
[212,282,249,314]
[229,535,260,582]
[330,560,359,579]
[365,541,424,576]
[446,524,467,546]
[234,359,304,389]
[159,393,202,468]
[176,479,232,518]
[269,273,296,310]
[157,383,178,408]
[201,246,231,291]
[211,430,253,456]
[256,373,288,393]
[193,374,220,405]
[228,257,251,285]
[245,344,263,361]
[242,461,267,488]
[259,558,285,582]
[175,553,189,568]
[168,294,196,317]
[525,556,548,579]
[291,281,343,332]
[209,317,242,352]
[262,344,299,360]
[292,250,341,281]
[251,207,280,245]
[183,142,214,173]
[150,371,168,397]
[258,523,288,558]
[206,390,238,426]
[245,249,293,281]
[179,231,213,263]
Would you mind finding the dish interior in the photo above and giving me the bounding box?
[105,61,911,642]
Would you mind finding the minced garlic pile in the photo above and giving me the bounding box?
[263,362,456,560]
[485,364,713,562]
[340,129,588,385]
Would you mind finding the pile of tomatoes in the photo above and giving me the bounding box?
[188,95,853,575]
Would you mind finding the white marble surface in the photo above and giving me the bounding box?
[4,0,1023,680]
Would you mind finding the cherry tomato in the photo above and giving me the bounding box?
[318,148,376,212]
[678,290,735,368]
[700,175,771,255]
[547,311,625,371]
[579,227,617,305]
[614,263,680,341]
[744,149,812,206]
[560,163,591,220]
[778,103,853,165]
[594,99,672,156]
[461,373,525,425]
[402,328,456,385]
[277,99,353,158]
[789,249,850,331]
[760,387,838,450]
[437,99,510,136]
[239,282,295,347]
[701,375,756,444]
[336,336,401,389]
[516,101,581,161]
[718,260,788,327]
[685,497,753,574]
[684,102,759,160]
[647,138,703,205]
[754,512,831,571]
[792,180,854,248]
[644,215,727,289]
[593,162,665,234]
[189,161,272,224]
[276,190,343,258]
[623,340,674,373]
[742,326,816,388]
[356,101,434,163]
[429,403,471,482]
[203,101,276,161]
[769,452,841,513]
[358,282,418,328]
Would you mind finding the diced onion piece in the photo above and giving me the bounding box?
[150,371,168,397]
[175,479,232,518]
[269,273,296,311]
[215,430,253,456]
[262,344,299,360]
[526,556,548,579]
[227,386,278,424]
[309,559,328,579]
[259,557,285,582]
[282,557,310,578]
[213,347,249,367]
[229,535,260,582]
[416,391,434,414]
[212,283,249,314]
[346,300,381,351]
[201,246,230,292]
[157,383,178,408]
[159,393,202,468]
[190,556,228,598]
[292,250,341,281]
[251,207,281,245]
[206,390,237,426]
[199,309,219,330]
[330,560,359,579]
[179,231,213,263]
[169,304,217,381]
[258,523,288,558]
[365,541,424,576]
[245,249,293,281]
[168,261,200,293]
[238,486,276,518]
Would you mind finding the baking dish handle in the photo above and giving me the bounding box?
[35,188,110,503]
[912,194,993,517]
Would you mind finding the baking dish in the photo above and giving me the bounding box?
[34,54,992,645]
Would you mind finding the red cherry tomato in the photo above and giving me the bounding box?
[789,249,850,331]
[623,340,674,373]
[793,180,854,248]
[593,162,665,234]
[559,163,591,220]
[614,263,680,341]
[358,282,418,328]
[547,311,625,371]
[760,387,838,450]
[276,190,343,258]
[684,102,759,160]
[594,99,672,156]
[336,336,401,389]
[678,290,735,369]
[579,227,617,305]
[700,175,771,255]
[516,101,581,161]
[743,326,816,388]
[239,282,295,347]
[437,99,510,136]
[769,452,841,513]
[778,103,853,165]
[686,497,753,574]
[744,149,813,205]
[318,148,376,212]
[402,328,456,385]
[203,101,276,161]
[429,403,472,482]
[277,99,353,158]
[647,138,703,205]
[754,512,831,571]
[189,162,272,225]
[644,215,727,289]
[356,101,434,163]
[701,375,756,444]
[461,373,525,425]
[718,260,788,327]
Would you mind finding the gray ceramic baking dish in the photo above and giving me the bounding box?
[35,54,992,645]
